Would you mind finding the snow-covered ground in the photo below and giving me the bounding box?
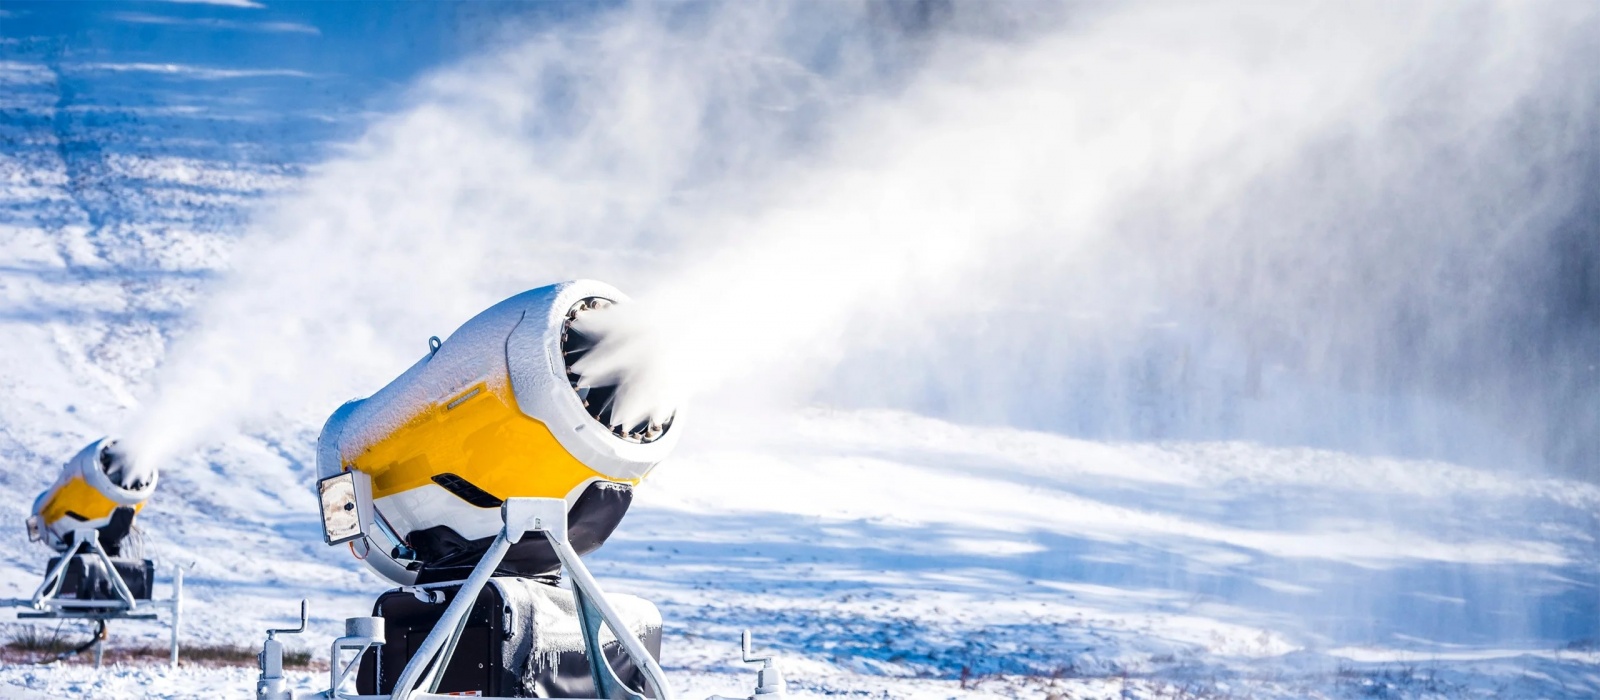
[1,401,1598,699]
[3,5,1599,700]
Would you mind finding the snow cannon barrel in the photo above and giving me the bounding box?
[316,280,681,586]
[27,437,157,554]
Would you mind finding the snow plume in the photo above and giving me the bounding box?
[125,1,1599,473]
[122,2,886,466]
[566,301,684,437]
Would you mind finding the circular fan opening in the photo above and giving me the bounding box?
[560,297,675,443]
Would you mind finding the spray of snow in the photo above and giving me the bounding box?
[100,439,155,492]
[122,1,1598,474]
[566,300,685,435]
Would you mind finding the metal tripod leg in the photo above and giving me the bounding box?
[541,507,674,700]
[31,536,87,606]
[573,582,647,700]
[391,533,513,700]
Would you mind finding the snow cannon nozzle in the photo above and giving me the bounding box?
[561,294,679,444]
[97,439,151,492]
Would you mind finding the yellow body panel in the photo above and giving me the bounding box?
[40,476,143,526]
[350,380,634,501]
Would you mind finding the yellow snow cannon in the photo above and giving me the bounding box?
[276,280,783,700]
[314,279,681,586]
[11,437,182,670]
[27,437,156,556]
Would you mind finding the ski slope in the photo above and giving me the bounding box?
[2,374,1599,698]
[4,4,1600,699]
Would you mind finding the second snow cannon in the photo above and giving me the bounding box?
[28,437,155,555]
[315,279,681,585]
[7,438,183,669]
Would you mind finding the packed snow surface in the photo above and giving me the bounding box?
[0,405,1597,699]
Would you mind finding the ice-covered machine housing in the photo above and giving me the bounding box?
[28,437,156,555]
[271,281,784,700]
[316,279,682,585]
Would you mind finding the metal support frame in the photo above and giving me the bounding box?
[565,537,668,700]
[33,528,137,610]
[262,497,679,700]
[261,497,679,700]
[388,497,675,700]
[330,617,385,697]
[261,495,787,700]
[1,529,185,669]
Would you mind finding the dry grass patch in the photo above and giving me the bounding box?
[2,624,318,669]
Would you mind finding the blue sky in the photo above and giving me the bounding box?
[0,0,612,162]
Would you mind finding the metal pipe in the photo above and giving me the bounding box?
[29,600,130,609]
[170,566,183,669]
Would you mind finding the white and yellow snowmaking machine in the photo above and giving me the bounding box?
[5,437,184,667]
[256,279,786,700]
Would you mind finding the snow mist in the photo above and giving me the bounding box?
[124,1,1599,478]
